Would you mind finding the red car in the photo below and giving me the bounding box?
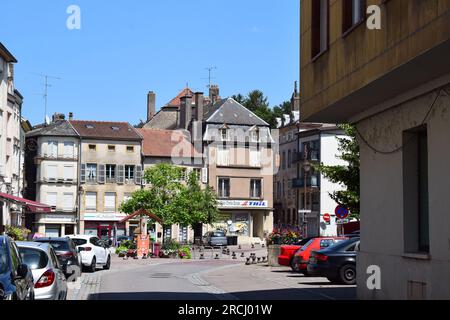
[278,238,314,270]
[291,237,348,274]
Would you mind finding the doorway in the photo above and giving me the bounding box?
[98,225,111,241]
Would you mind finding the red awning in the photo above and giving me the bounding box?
[0,192,52,213]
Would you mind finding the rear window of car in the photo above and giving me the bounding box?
[36,240,70,251]
[18,247,48,270]
[71,238,87,246]
[0,242,9,274]
[213,232,225,237]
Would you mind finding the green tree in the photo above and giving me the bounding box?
[316,124,360,219]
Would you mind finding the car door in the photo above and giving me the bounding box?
[90,237,106,263]
[9,242,26,300]
[49,247,67,297]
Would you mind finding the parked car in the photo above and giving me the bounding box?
[0,236,35,300]
[17,242,68,300]
[291,237,348,274]
[278,237,314,269]
[67,235,111,272]
[307,237,360,285]
[34,237,82,280]
[203,230,228,247]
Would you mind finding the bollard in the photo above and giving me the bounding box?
[251,243,255,249]
[240,252,245,258]
[238,245,242,250]
[246,258,251,265]
[262,243,265,248]
[215,253,220,259]
[232,252,237,259]
[252,256,257,264]
[200,253,205,260]
[257,257,261,263]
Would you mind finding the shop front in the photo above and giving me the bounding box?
[215,200,273,244]
[83,212,129,241]
[34,213,77,237]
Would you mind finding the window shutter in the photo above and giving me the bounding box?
[135,165,142,185]
[86,192,97,210]
[104,193,116,211]
[201,167,208,184]
[117,165,124,184]
[98,164,105,184]
[80,164,86,183]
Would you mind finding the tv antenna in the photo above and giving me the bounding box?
[203,66,217,89]
[30,73,62,123]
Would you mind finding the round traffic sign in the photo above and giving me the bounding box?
[335,205,349,219]
[323,213,331,223]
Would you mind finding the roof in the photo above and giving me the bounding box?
[0,42,18,63]
[16,242,50,250]
[143,108,179,130]
[69,120,142,141]
[0,192,51,213]
[205,98,269,126]
[138,128,202,158]
[26,120,78,138]
[166,88,195,107]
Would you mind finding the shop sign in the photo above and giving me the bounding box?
[218,200,268,209]
[43,215,75,223]
[83,213,128,221]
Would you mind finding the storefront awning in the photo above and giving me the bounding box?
[0,192,52,213]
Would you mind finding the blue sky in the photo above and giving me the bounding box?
[1,0,299,126]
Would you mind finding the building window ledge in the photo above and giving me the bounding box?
[402,253,431,261]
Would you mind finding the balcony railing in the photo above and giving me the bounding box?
[295,150,320,162]
[292,175,320,188]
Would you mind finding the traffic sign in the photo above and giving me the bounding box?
[335,205,349,219]
[323,213,331,223]
[336,219,349,225]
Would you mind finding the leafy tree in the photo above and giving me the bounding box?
[231,94,245,104]
[316,124,360,219]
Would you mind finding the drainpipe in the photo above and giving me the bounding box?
[76,137,82,234]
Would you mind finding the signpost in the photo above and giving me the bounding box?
[323,213,331,224]
[335,205,349,235]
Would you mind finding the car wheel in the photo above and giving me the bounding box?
[103,255,111,270]
[290,258,300,272]
[339,264,356,285]
[89,257,96,273]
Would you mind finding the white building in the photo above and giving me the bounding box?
[0,43,26,230]
[25,114,80,236]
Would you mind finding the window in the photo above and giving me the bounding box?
[221,128,229,141]
[88,144,96,151]
[125,165,135,181]
[46,192,57,207]
[403,126,429,253]
[126,146,134,153]
[106,164,116,182]
[343,0,366,34]
[311,0,329,58]
[218,178,230,198]
[104,192,116,212]
[85,192,97,211]
[123,193,132,202]
[86,164,97,182]
[47,165,57,180]
[217,146,230,166]
[193,168,202,181]
[63,193,74,211]
[250,148,261,167]
[64,141,74,158]
[108,145,116,152]
[63,165,74,180]
[250,129,260,142]
[250,179,262,198]
[90,237,101,246]
[288,150,292,168]
[282,151,286,170]
[320,239,335,249]
[47,141,58,158]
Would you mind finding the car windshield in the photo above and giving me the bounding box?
[36,240,70,251]
[18,247,48,270]
[0,242,8,274]
[71,238,87,246]
[300,239,314,251]
[213,231,225,237]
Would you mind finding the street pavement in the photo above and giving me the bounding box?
[67,245,355,300]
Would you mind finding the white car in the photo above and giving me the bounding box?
[66,235,111,272]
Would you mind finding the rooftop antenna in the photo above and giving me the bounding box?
[30,73,62,124]
[203,66,217,89]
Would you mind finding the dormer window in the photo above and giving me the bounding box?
[85,124,95,129]
[250,128,260,142]
[111,126,120,131]
[221,128,228,141]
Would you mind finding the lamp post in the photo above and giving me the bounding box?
[302,159,311,238]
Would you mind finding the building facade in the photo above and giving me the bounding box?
[300,0,450,299]
[25,114,80,236]
[0,43,25,230]
[69,120,143,240]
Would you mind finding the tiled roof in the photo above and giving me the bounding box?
[166,88,195,107]
[143,107,178,130]
[26,120,78,138]
[138,128,201,158]
[205,98,269,126]
[69,120,141,141]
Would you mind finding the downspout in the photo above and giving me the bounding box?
[76,136,82,234]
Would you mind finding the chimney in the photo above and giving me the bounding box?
[194,92,204,121]
[52,113,65,122]
[68,112,74,120]
[209,85,220,104]
[179,95,193,129]
[147,91,156,122]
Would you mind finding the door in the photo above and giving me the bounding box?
[98,226,111,241]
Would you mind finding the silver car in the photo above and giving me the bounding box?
[17,242,68,300]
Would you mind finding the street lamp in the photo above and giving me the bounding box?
[302,160,311,238]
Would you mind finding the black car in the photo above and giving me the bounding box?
[0,236,35,300]
[34,237,82,280]
[307,237,360,285]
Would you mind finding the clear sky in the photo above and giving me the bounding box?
[1,0,299,126]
